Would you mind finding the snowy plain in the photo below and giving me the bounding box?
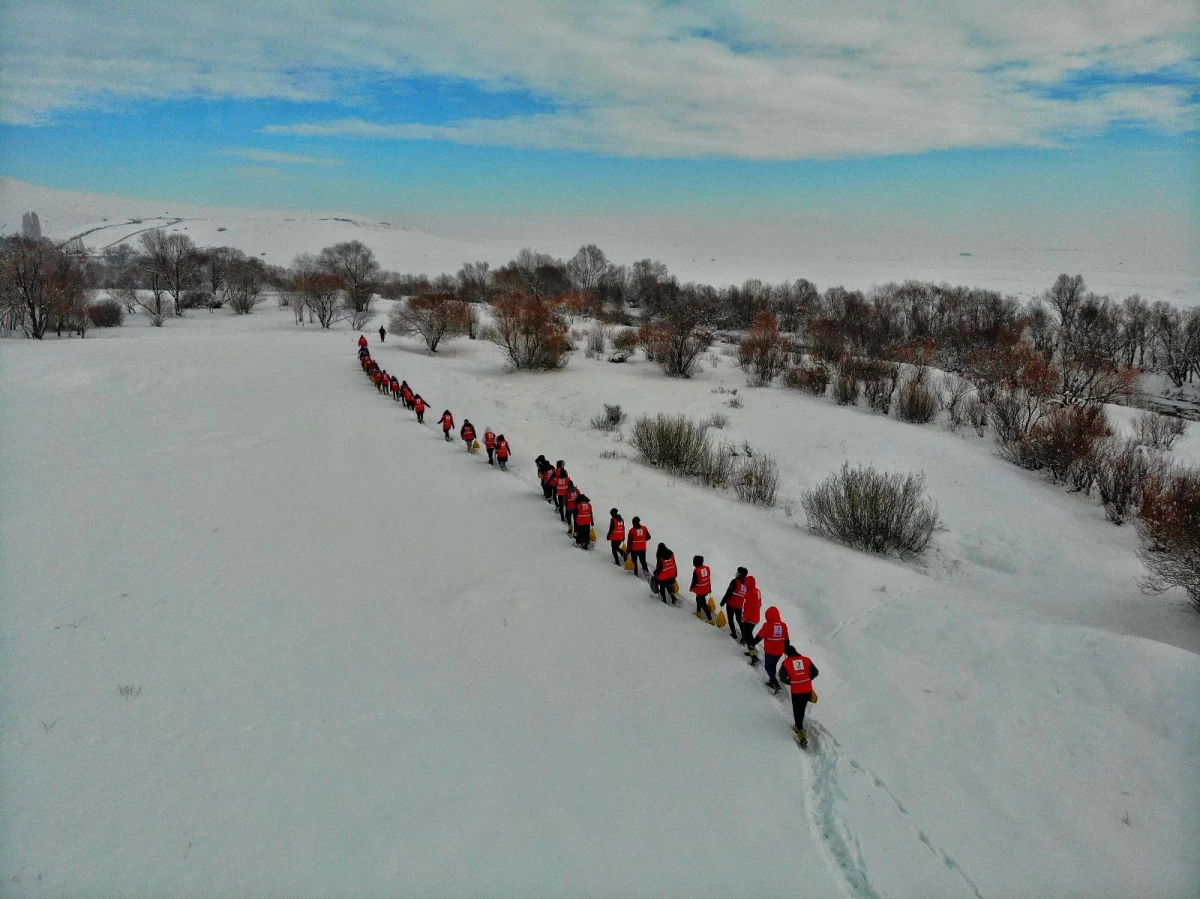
[2,301,1198,898]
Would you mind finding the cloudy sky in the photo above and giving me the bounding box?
[0,1,1196,240]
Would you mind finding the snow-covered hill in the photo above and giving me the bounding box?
[2,307,1197,897]
[2,177,1197,306]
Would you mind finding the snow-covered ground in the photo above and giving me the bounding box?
[2,306,1198,897]
[3,177,1198,307]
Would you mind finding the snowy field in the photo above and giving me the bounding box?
[2,306,1198,898]
[3,177,1198,308]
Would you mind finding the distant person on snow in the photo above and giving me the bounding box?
[378,325,386,343]
[627,517,650,578]
[358,334,368,349]
[720,567,748,642]
[414,395,427,424]
[652,543,678,603]
[461,419,476,451]
[779,644,819,745]
[741,576,763,661]
[606,509,626,566]
[440,410,454,441]
[749,606,789,692]
[495,435,510,470]
[574,494,593,548]
[690,555,713,623]
[484,428,497,464]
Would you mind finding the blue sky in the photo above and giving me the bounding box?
[0,1,1196,230]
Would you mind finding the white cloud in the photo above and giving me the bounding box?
[219,148,341,166]
[1,1,1195,157]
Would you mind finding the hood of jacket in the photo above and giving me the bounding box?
[765,606,780,623]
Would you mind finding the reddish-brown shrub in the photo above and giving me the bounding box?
[737,311,789,386]
[1136,467,1200,609]
[489,291,571,370]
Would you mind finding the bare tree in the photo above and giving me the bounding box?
[488,291,571,370]
[226,257,267,314]
[317,241,379,311]
[292,254,344,328]
[198,246,243,312]
[568,244,608,294]
[641,285,714,378]
[139,230,200,316]
[0,237,88,339]
[389,292,470,352]
[456,261,493,304]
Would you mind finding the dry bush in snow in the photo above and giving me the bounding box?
[590,404,626,431]
[1133,411,1186,451]
[1136,466,1200,610]
[782,362,830,396]
[390,292,470,352]
[896,376,940,423]
[802,463,940,557]
[488,291,571,370]
[732,453,780,507]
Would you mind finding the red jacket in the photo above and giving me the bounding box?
[414,398,426,413]
[496,439,510,459]
[758,606,788,656]
[575,501,593,526]
[484,431,496,449]
[690,564,711,595]
[566,487,579,510]
[358,335,368,348]
[441,412,454,430]
[657,553,677,581]
[628,526,650,552]
[608,517,625,541]
[781,655,814,694]
[462,424,476,441]
[725,577,746,610]
[556,474,569,495]
[742,576,762,624]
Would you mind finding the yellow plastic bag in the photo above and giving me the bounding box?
[624,557,634,571]
[810,690,819,704]
[472,439,480,450]
[707,596,716,614]
[621,542,627,552]
[714,610,727,629]
[671,581,679,594]
[589,528,597,542]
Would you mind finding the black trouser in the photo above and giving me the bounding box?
[542,482,554,501]
[487,447,495,464]
[443,429,452,441]
[726,605,742,638]
[566,508,575,531]
[610,540,626,564]
[575,525,591,548]
[556,493,566,517]
[393,390,401,402]
[791,692,811,731]
[630,549,648,577]
[740,619,755,646]
[695,594,712,620]
[654,577,675,602]
[765,654,781,687]
[416,411,424,423]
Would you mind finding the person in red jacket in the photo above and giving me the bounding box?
[399,381,413,408]
[555,468,570,520]
[538,459,555,501]
[627,517,650,578]
[741,575,762,661]
[495,435,510,470]
[564,481,580,534]
[750,606,790,692]
[651,543,678,603]
[389,375,400,399]
[720,567,748,641]
[574,493,593,549]
[439,410,454,441]
[483,428,497,465]
[779,643,819,746]
[413,395,426,424]
[358,334,368,349]
[460,419,476,451]
[690,555,713,623]
[606,509,626,566]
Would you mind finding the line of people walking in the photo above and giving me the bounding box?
[355,333,819,746]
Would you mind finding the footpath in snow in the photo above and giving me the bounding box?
[2,308,1198,897]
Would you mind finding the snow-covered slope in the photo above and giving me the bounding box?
[2,308,1197,897]
[2,177,1197,306]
